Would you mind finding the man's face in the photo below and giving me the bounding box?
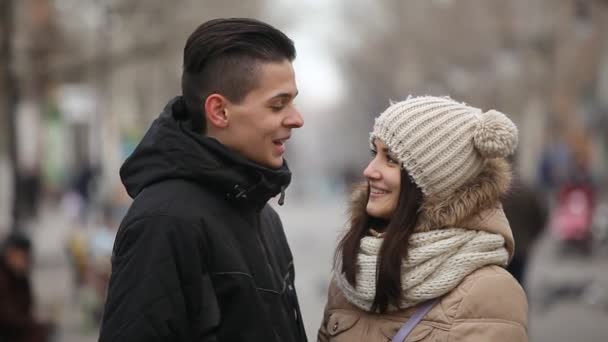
[221,60,303,168]
[4,247,30,275]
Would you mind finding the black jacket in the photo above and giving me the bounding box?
[98,97,307,342]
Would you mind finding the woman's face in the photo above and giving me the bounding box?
[363,139,401,219]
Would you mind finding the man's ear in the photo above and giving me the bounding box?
[204,94,229,129]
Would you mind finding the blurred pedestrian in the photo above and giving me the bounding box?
[318,96,527,341]
[504,176,547,287]
[71,164,99,224]
[0,233,52,342]
[18,166,42,222]
[86,206,117,321]
[549,181,596,255]
[98,18,306,342]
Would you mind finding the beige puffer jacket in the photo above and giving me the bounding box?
[318,160,528,342]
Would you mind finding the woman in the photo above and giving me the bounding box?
[318,96,527,341]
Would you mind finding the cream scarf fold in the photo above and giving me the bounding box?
[335,228,509,311]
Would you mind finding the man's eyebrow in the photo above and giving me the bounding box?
[269,90,299,100]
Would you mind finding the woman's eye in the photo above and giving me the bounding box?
[370,149,377,157]
[387,156,399,164]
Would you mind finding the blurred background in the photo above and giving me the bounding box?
[1,0,608,341]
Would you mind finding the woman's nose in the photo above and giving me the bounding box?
[363,160,381,180]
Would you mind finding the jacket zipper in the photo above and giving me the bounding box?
[254,215,280,288]
[255,215,307,341]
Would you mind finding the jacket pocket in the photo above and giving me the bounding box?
[326,311,360,337]
[379,321,433,341]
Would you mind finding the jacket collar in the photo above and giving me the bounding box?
[120,96,291,209]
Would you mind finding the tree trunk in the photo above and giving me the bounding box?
[0,0,23,231]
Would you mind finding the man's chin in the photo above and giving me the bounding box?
[269,156,284,169]
[257,156,284,169]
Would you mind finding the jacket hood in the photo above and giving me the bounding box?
[349,158,515,258]
[120,96,291,207]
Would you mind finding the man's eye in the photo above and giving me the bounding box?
[270,101,288,111]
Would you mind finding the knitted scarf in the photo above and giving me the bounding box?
[334,228,509,312]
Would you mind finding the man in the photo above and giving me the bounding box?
[0,233,51,342]
[98,18,306,342]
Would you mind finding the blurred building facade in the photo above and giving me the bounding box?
[1,0,269,230]
[332,0,608,188]
[2,0,608,230]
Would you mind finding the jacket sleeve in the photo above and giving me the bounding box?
[98,215,220,342]
[449,271,528,342]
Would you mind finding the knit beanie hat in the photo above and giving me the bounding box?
[370,96,518,197]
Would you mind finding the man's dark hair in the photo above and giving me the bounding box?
[1,232,32,255]
[181,18,296,132]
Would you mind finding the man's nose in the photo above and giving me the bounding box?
[284,109,304,128]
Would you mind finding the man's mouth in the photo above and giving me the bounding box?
[273,137,289,146]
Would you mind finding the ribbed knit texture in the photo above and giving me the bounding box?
[370,96,518,197]
[335,228,509,312]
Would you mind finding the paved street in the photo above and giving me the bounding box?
[275,198,348,339]
[27,197,608,341]
[29,204,99,342]
[526,230,608,342]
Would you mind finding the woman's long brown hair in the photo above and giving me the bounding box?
[335,170,423,313]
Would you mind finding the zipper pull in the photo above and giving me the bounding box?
[278,186,286,206]
[233,185,247,199]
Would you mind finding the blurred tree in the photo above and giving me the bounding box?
[0,0,22,231]
[334,0,608,184]
[49,0,268,197]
